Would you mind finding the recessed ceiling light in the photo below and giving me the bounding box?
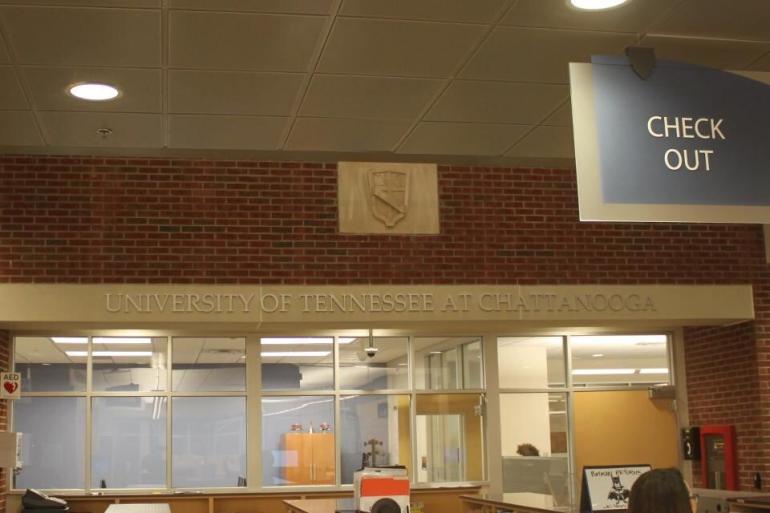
[592,353,604,358]
[261,351,331,357]
[51,336,88,344]
[569,0,629,10]
[68,83,119,101]
[572,368,636,375]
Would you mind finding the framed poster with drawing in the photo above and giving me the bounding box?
[580,464,652,513]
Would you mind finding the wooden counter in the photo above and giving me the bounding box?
[284,498,355,513]
[460,492,572,513]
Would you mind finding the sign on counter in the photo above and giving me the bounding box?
[580,464,651,513]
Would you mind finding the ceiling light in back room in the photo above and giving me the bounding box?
[68,83,119,101]
[570,0,629,10]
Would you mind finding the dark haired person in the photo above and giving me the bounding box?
[628,468,696,513]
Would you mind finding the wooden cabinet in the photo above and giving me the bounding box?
[282,432,335,485]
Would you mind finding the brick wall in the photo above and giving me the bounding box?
[1,155,769,499]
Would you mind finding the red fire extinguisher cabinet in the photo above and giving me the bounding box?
[699,424,738,490]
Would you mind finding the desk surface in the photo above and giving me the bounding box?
[461,492,572,513]
[105,505,171,513]
[284,498,355,513]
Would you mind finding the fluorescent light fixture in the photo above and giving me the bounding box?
[66,351,152,357]
[591,353,604,358]
[260,337,355,345]
[572,368,636,375]
[68,83,119,101]
[570,0,629,10]
[639,368,670,374]
[571,335,667,346]
[51,337,88,344]
[261,351,330,357]
[93,337,152,345]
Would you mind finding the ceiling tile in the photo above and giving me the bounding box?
[299,75,442,120]
[169,115,287,150]
[748,53,770,72]
[169,0,332,14]
[398,122,529,156]
[0,67,27,109]
[0,111,42,146]
[502,0,676,33]
[339,0,507,23]
[318,18,485,78]
[461,27,635,83]
[169,11,326,71]
[23,66,161,112]
[541,101,572,127]
[650,0,770,42]
[0,7,160,67]
[37,112,163,148]
[426,80,567,124]
[169,70,304,116]
[639,35,770,70]
[506,126,574,159]
[0,0,159,6]
[0,34,8,64]
[286,117,410,152]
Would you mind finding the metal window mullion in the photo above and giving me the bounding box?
[246,334,262,492]
[409,335,417,485]
[565,335,577,507]
[166,336,172,491]
[334,336,341,487]
[85,335,93,493]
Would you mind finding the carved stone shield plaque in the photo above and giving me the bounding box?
[368,170,409,228]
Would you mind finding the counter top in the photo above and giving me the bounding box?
[461,492,572,513]
[284,498,355,513]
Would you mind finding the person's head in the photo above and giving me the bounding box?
[628,469,693,513]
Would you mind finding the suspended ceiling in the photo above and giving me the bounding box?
[0,0,769,167]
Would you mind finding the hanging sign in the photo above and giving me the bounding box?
[1,372,21,400]
[580,464,651,513]
[570,56,770,223]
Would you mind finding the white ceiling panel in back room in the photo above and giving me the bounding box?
[0,67,28,110]
[461,27,636,83]
[398,122,529,156]
[169,0,333,14]
[168,70,304,116]
[0,6,161,67]
[0,111,43,146]
[169,11,326,71]
[286,117,411,152]
[23,67,161,113]
[169,115,287,150]
[502,0,677,34]
[339,0,508,24]
[37,112,163,148]
[506,126,574,159]
[299,75,443,120]
[426,80,568,125]
[650,0,770,43]
[318,18,486,78]
[638,35,770,71]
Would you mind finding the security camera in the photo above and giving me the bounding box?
[365,346,379,358]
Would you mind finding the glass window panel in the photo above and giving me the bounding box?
[92,337,167,392]
[14,397,86,489]
[414,337,483,390]
[339,337,408,390]
[415,394,485,483]
[340,395,411,484]
[498,337,565,388]
[15,336,86,392]
[172,397,246,488]
[92,396,166,489]
[261,337,333,391]
[172,337,245,392]
[500,393,570,503]
[570,334,670,387]
[261,395,335,486]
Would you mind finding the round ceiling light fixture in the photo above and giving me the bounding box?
[569,0,629,10]
[68,83,120,101]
